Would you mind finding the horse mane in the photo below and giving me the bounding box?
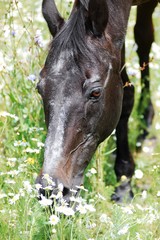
[49,0,91,62]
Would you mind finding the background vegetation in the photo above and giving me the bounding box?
[0,0,160,239]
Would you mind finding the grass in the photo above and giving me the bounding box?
[0,1,160,239]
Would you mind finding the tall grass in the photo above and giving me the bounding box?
[0,1,160,239]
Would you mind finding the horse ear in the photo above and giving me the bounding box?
[88,0,108,36]
[42,0,64,37]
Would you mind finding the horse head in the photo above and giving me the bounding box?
[36,0,127,201]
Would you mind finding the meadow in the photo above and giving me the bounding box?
[0,1,160,239]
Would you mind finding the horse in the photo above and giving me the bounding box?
[112,0,159,201]
[36,0,159,202]
[134,0,158,145]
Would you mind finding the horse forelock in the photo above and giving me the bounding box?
[49,1,91,64]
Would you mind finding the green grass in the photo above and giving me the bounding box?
[0,1,160,240]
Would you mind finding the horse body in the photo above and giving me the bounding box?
[36,0,159,202]
[134,0,158,141]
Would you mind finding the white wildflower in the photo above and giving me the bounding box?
[7,157,17,162]
[70,196,85,204]
[136,204,143,211]
[39,195,53,207]
[7,161,16,167]
[49,215,60,226]
[121,205,134,215]
[14,140,29,147]
[117,224,129,235]
[19,188,25,197]
[37,141,44,148]
[0,193,7,199]
[147,213,157,224]
[152,42,160,59]
[70,196,77,202]
[33,172,38,180]
[155,100,160,108]
[90,168,97,174]
[99,214,110,223]
[29,127,44,133]
[31,138,38,142]
[136,232,142,240]
[42,174,55,185]
[7,170,19,176]
[9,194,20,205]
[0,210,6,214]
[52,228,57,234]
[35,183,42,191]
[153,165,158,170]
[86,222,96,229]
[60,198,69,206]
[136,142,142,148]
[96,193,106,201]
[4,179,16,184]
[23,181,32,193]
[157,191,160,197]
[134,169,143,179]
[8,193,14,197]
[86,168,97,177]
[18,164,27,172]
[58,183,64,192]
[155,123,160,130]
[43,185,54,191]
[0,111,19,121]
[142,190,147,199]
[17,1,23,8]
[76,204,87,214]
[0,172,5,176]
[49,193,57,199]
[89,199,95,204]
[85,204,96,212]
[24,148,40,154]
[56,191,63,199]
[55,206,75,216]
[70,188,77,194]
[142,146,151,153]
[76,185,88,192]
[136,218,145,224]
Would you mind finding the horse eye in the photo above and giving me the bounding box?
[90,88,102,100]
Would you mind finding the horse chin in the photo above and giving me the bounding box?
[36,176,66,198]
[35,174,81,206]
[36,140,98,204]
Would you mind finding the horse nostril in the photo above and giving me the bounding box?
[37,185,71,203]
[37,187,46,200]
[35,174,73,204]
[35,176,54,199]
[63,187,69,196]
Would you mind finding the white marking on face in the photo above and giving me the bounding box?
[52,55,65,75]
[43,105,66,173]
[43,96,72,174]
[51,50,73,75]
